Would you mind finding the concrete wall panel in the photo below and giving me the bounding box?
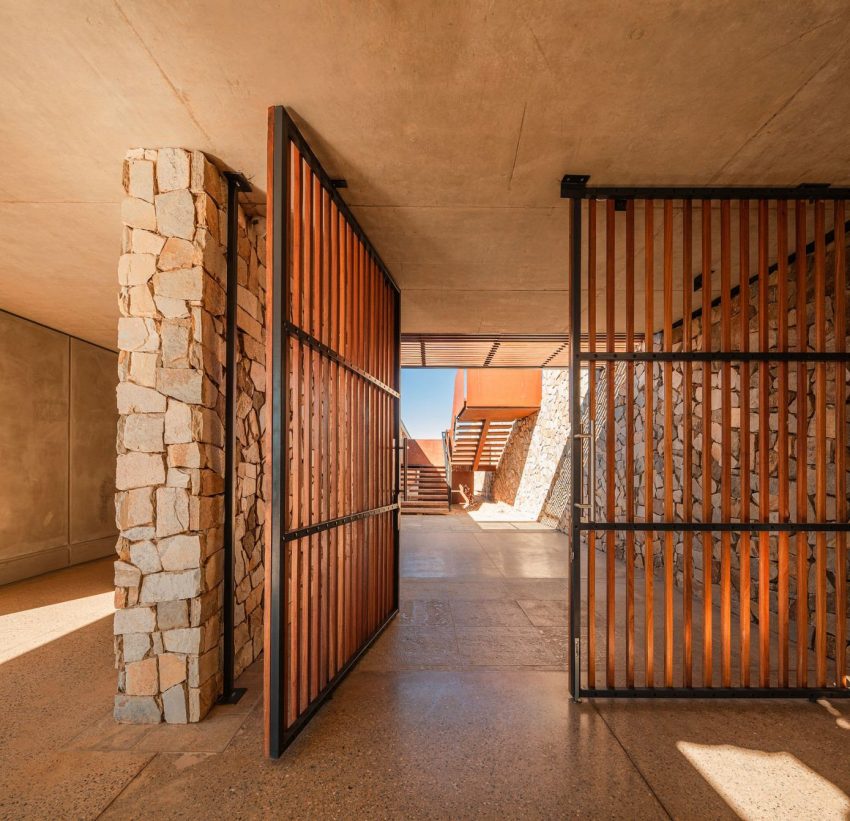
[70,338,117,543]
[0,310,117,584]
[0,312,69,564]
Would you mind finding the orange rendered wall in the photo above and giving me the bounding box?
[406,438,444,467]
[464,368,541,409]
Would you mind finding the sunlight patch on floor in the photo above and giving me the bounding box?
[677,740,850,820]
[0,591,114,663]
[467,501,540,525]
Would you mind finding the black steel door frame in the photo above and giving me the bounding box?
[564,176,850,700]
[266,106,401,757]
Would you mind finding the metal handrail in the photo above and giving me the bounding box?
[442,430,453,504]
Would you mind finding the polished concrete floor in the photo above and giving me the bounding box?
[1,511,849,819]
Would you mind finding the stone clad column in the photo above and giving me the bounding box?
[113,148,266,723]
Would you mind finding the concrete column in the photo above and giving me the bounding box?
[113,148,266,724]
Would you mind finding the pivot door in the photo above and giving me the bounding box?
[265,107,401,756]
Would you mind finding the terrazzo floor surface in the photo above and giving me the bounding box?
[1,511,849,819]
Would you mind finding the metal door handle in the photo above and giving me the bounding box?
[574,420,595,522]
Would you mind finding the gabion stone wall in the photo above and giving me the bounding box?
[493,231,849,661]
[114,148,265,724]
[489,370,570,518]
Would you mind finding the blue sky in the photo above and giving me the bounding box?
[401,368,457,439]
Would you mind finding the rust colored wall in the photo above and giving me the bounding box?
[406,438,444,467]
[464,368,542,409]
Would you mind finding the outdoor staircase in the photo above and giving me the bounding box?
[449,419,515,471]
[401,465,450,515]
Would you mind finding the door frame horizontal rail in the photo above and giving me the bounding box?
[283,503,400,542]
[580,351,850,363]
[581,687,850,699]
[560,177,850,201]
[285,322,400,398]
[578,521,850,533]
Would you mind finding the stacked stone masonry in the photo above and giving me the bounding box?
[490,232,849,661]
[114,148,266,724]
[488,370,570,519]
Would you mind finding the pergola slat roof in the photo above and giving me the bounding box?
[401,333,639,368]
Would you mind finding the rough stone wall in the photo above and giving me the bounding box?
[232,214,267,680]
[626,238,850,657]
[113,148,265,724]
[489,370,570,518]
[488,231,848,658]
[538,234,848,658]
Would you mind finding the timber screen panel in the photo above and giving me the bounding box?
[565,189,849,697]
[266,107,400,756]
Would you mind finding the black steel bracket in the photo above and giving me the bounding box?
[560,174,590,197]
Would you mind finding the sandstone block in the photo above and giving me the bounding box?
[155,296,190,319]
[117,382,167,414]
[157,368,203,403]
[165,400,192,444]
[114,560,141,588]
[131,229,165,256]
[157,147,189,189]
[157,599,189,630]
[190,150,221,199]
[128,352,158,388]
[163,626,202,655]
[122,632,151,663]
[158,533,201,571]
[159,654,187,691]
[168,442,202,469]
[122,197,156,231]
[140,569,201,603]
[161,321,192,367]
[128,285,157,317]
[162,683,188,723]
[188,647,219,688]
[190,494,224,531]
[155,486,190,537]
[116,452,165,490]
[118,317,159,352]
[122,413,165,453]
[121,525,155,543]
[118,253,156,286]
[250,361,266,390]
[125,656,158,696]
[200,469,224,495]
[155,189,195,239]
[237,285,259,320]
[127,159,154,202]
[166,468,191,488]
[158,237,194,271]
[114,605,156,635]
[153,267,203,301]
[114,694,161,724]
[115,487,154,530]
[129,540,161,574]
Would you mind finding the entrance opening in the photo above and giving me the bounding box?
[394,361,571,679]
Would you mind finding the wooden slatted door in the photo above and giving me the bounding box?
[565,181,849,698]
[265,107,401,756]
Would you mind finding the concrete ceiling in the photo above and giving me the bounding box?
[1,2,850,349]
